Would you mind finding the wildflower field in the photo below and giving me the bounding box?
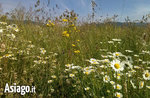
[0,1,150,98]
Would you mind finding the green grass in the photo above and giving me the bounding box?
[0,14,150,98]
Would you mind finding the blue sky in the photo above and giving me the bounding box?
[1,0,150,21]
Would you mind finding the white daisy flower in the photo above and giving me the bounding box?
[48,80,53,83]
[83,67,95,75]
[84,87,90,91]
[114,84,122,90]
[40,48,46,54]
[143,70,150,80]
[110,81,115,85]
[69,73,75,78]
[139,81,144,89]
[103,75,110,83]
[111,59,124,72]
[88,58,99,64]
[65,64,73,68]
[113,52,123,58]
[114,73,122,80]
[51,75,57,79]
[115,92,123,98]
[83,71,90,75]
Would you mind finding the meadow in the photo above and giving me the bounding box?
[0,8,150,98]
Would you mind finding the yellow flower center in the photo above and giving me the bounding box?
[117,73,121,76]
[85,68,89,71]
[93,61,97,64]
[117,85,120,89]
[72,44,75,47]
[116,94,120,97]
[105,77,108,80]
[104,60,108,62]
[85,72,89,75]
[140,82,144,86]
[116,53,119,56]
[145,73,149,77]
[114,63,120,69]
[70,74,74,77]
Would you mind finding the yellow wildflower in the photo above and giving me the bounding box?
[51,23,55,26]
[66,33,70,37]
[46,23,50,26]
[74,50,80,54]
[71,24,75,27]
[74,27,76,30]
[62,19,68,22]
[72,44,75,47]
[62,31,68,35]
[74,17,77,20]
[48,20,51,23]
